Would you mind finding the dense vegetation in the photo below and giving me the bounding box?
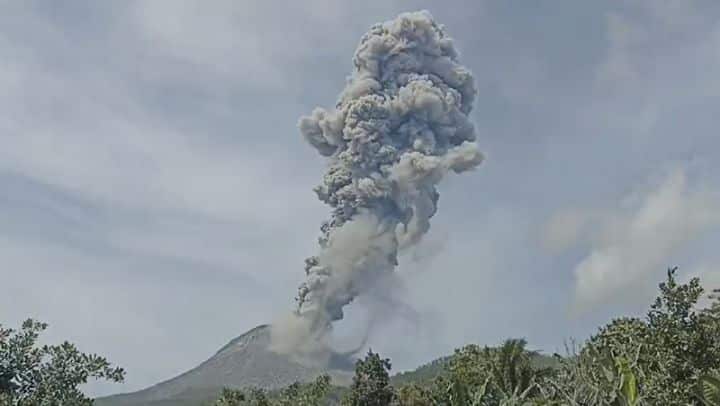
[2,267,718,405]
[0,320,124,405]
[213,268,720,405]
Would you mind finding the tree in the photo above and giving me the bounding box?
[440,339,553,405]
[277,374,331,406]
[703,286,720,356]
[696,373,720,406]
[214,387,270,406]
[213,375,331,406]
[214,388,248,406]
[551,319,650,405]
[343,350,394,406]
[393,384,433,406]
[549,267,720,405]
[0,319,125,405]
[706,288,720,317]
[642,267,719,404]
[487,339,549,400]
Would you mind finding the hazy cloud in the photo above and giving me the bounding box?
[545,168,720,312]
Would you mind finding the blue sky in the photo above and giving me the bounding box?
[2,0,720,397]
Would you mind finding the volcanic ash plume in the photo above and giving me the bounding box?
[271,10,483,355]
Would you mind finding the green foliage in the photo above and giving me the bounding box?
[393,384,433,406]
[343,350,395,406]
[484,339,552,400]
[706,288,720,318]
[614,355,639,406]
[391,357,449,387]
[607,268,717,404]
[213,375,331,406]
[277,375,331,406]
[12,266,720,406]
[550,328,647,405]
[546,267,720,405]
[696,373,720,406]
[389,267,719,406]
[415,339,554,406]
[644,268,718,400]
[214,388,248,406]
[0,319,124,406]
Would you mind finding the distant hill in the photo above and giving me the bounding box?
[390,350,558,388]
[391,356,451,387]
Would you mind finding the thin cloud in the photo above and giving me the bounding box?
[544,168,720,313]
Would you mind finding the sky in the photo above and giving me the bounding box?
[1,0,720,398]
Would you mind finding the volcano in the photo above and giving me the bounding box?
[95,325,354,406]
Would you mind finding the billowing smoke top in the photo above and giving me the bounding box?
[272,10,483,355]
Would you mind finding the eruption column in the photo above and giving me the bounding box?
[282,10,483,352]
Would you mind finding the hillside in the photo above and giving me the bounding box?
[391,351,558,387]
[95,324,560,406]
[95,325,354,406]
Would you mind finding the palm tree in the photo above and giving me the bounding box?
[487,338,549,400]
[697,373,720,406]
[445,339,555,405]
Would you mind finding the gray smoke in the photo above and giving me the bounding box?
[271,10,483,356]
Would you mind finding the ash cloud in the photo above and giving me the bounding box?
[271,10,483,356]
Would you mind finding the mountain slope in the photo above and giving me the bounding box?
[95,325,353,406]
[96,325,561,406]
